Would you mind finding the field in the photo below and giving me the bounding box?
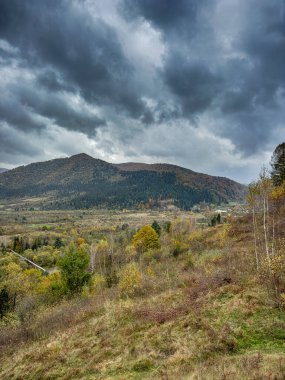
[0,205,285,379]
[0,208,200,245]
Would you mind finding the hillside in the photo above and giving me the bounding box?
[0,212,285,379]
[0,168,8,174]
[0,154,246,209]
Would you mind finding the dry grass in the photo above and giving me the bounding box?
[0,210,285,379]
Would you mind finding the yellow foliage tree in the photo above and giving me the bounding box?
[131,225,160,254]
[3,263,28,311]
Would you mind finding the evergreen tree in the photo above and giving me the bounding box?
[216,213,221,224]
[163,221,171,233]
[0,287,10,318]
[270,142,285,186]
[54,237,64,249]
[151,220,161,236]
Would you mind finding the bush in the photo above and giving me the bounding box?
[132,358,153,372]
[171,239,188,257]
[90,274,106,294]
[184,251,195,270]
[119,262,142,296]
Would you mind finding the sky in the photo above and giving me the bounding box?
[0,0,284,183]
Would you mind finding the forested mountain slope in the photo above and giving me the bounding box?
[0,154,246,209]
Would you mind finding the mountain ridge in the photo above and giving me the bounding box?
[0,154,246,209]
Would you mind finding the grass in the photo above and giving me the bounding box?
[0,209,285,379]
[1,281,285,379]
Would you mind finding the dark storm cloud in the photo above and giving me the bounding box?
[13,83,106,136]
[122,0,205,36]
[36,70,75,93]
[122,0,285,155]
[163,56,223,116]
[217,1,285,153]
[0,0,151,126]
[0,79,106,136]
[0,123,41,161]
[0,94,45,131]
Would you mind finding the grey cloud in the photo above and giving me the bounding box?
[163,57,223,116]
[0,94,45,131]
[0,123,41,164]
[122,0,206,37]
[217,1,285,153]
[14,84,106,136]
[36,70,75,93]
[0,0,152,121]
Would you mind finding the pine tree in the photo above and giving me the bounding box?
[0,287,10,318]
[151,220,161,236]
[270,142,285,186]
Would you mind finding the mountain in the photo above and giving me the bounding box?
[0,168,8,173]
[0,153,246,209]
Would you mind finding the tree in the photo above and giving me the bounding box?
[151,220,161,236]
[131,225,160,253]
[247,182,260,270]
[163,221,171,233]
[216,213,221,224]
[0,287,10,318]
[54,237,64,249]
[3,263,27,311]
[259,168,272,260]
[58,244,91,294]
[270,142,285,186]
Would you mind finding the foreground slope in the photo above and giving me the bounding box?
[0,220,285,380]
[0,153,246,209]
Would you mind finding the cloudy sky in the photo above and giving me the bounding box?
[0,0,284,183]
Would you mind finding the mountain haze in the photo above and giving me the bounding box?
[0,154,246,209]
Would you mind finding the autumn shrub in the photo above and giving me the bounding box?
[259,254,285,306]
[89,274,106,294]
[142,249,162,264]
[118,262,142,296]
[188,230,205,252]
[37,272,65,303]
[171,239,188,257]
[183,251,195,270]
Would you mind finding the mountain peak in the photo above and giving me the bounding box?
[69,153,94,161]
